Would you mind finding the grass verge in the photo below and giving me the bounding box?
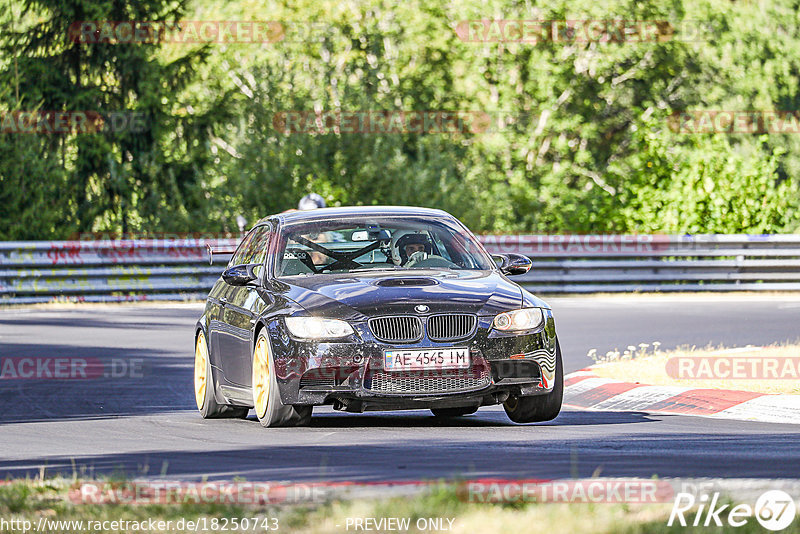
[2,478,799,533]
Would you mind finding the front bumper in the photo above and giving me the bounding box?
[267,310,558,412]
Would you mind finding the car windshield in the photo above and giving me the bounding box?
[275,215,494,276]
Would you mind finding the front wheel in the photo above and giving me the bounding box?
[503,340,564,423]
[252,331,312,427]
[194,331,249,419]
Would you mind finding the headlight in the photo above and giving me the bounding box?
[493,308,544,332]
[284,317,354,340]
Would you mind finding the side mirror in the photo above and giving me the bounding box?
[222,263,260,286]
[494,253,532,276]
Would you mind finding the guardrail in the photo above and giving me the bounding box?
[481,234,800,293]
[1,234,800,304]
[0,239,237,304]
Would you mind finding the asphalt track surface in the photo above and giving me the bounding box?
[1,295,799,482]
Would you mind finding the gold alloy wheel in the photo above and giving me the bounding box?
[194,332,208,410]
[253,336,271,419]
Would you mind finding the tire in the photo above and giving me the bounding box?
[194,330,249,419]
[431,406,479,418]
[252,330,312,427]
[503,339,564,423]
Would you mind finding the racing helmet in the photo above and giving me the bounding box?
[298,193,326,210]
[390,231,433,265]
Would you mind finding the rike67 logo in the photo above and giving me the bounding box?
[669,489,796,531]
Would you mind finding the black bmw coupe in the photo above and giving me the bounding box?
[194,206,563,426]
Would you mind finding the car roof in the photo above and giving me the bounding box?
[257,206,452,226]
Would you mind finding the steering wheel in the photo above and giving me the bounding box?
[405,252,458,269]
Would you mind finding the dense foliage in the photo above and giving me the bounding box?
[1,0,799,238]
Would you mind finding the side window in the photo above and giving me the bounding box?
[248,228,272,268]
[229,230,256,267]
[229,225,271,267]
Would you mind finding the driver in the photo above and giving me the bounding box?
[393,233,433,266]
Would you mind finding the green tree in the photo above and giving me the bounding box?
[0,0,225,237]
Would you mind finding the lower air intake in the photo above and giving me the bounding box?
[368,367,490,393]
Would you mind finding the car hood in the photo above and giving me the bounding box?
[277,270,544,321]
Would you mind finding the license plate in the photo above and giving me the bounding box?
[384,348,470,371]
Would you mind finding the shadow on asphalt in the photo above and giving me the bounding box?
[0,306,199,329]
[296,409,656,428]
[1,427,800,482]
[0,343,194,424]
